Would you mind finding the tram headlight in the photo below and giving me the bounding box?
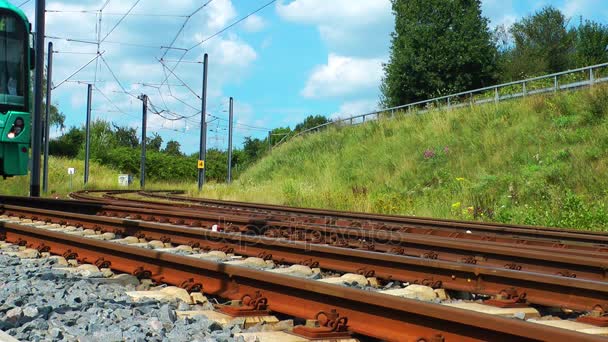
[7,117,24,139]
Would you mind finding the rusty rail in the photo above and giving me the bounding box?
[2,204,607,313]
[78,190,608,253]
[0,220,604,341]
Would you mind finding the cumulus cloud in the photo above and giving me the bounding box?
[481,0,518,28]
[302,54,384,99]
[242,15,266,32]
[276,0,393,57]
[18,0,267,153]
[332,99,379,119]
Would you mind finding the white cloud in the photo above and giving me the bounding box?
[302,54,384,99]
[276,0,393,56]
[332,99,379,119]
[242,15,266,32]
[203,35,257,68]
[482,0,517,28]
[561,0,608,23]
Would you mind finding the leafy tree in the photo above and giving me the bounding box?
[573,20,608,67]
[205,148,228,182]
[380,0,497,107]
[146,133,162,152]
[48,126,84,158]
[503,6,573,80]
[112,123,139,148]
[242,137,266,165]
[294,115,329,133]
[268,126,291,146]
[86,120,116,159]
[163,140,182,156]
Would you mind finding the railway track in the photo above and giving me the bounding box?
[0,205,606,341]
[2,193,608,340]
[6,194,608,286]
[76,190,608,254]
[1,203,607,313]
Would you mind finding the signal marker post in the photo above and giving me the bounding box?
[43,42,53,193]
[198,53,209,191]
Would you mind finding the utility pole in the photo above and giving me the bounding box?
[42,41,53,193]
[84,84,92,185]
[30,0,46,197]
[198,53,208,191]
[139,94,148,189]
[226,97,234,183]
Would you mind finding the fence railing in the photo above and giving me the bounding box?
[276,62,608,146]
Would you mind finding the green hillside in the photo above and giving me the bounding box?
[203,86,608,230]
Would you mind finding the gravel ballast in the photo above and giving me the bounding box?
[0,248,249,342]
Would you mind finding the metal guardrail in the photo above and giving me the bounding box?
[277,62,608,146]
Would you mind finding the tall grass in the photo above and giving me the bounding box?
[202,85,608,230]
[2,86,607,230]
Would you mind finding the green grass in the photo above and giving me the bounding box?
[3,85,608,231]
[200,85,608,231]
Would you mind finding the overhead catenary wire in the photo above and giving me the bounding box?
[46,10,189,18]
[93,84,140,120]
[52,52,105,90]
[160,0,214,59]
[43,0,277,146]
[100,0,141,43]
[157,0,277,88]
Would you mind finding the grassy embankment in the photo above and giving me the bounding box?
[2,85,607,230]
[203,86,608,230]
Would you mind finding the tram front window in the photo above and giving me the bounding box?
[0,13,26,110]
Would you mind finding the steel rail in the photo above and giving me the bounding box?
[134,190,608,250]
[2,205,607,312]
[0,220,604,341]
[7,194,608,281]
[7,202,606,282]
[65,190,608,258]
[138,190,608,239]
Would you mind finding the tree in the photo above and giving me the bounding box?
[294,115,329,133]
[573,20,608,67]
[268,126,291,146]
[380,0,497,107]
[49,126,84,157]
[163,140,182,156]
[112,123,139,148]
[146,133,162,152]
[505,6,573,79]
[242,137,266,166]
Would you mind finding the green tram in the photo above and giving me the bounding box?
[0,0,32,178]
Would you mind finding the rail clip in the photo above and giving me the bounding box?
[291,309,351,339]
[216,291,270,317]
[484,288,528,308]
[577,306,608,327]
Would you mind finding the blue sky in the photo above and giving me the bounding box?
[15,0,608,154]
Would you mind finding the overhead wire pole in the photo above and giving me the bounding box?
[30,0,46,197]
[139,94,148,189]
[227,97,233,184]
[42,41,53,193]
[84,84,92,185]
[198,53,208,191]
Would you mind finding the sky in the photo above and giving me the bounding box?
[13,0,608,154]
